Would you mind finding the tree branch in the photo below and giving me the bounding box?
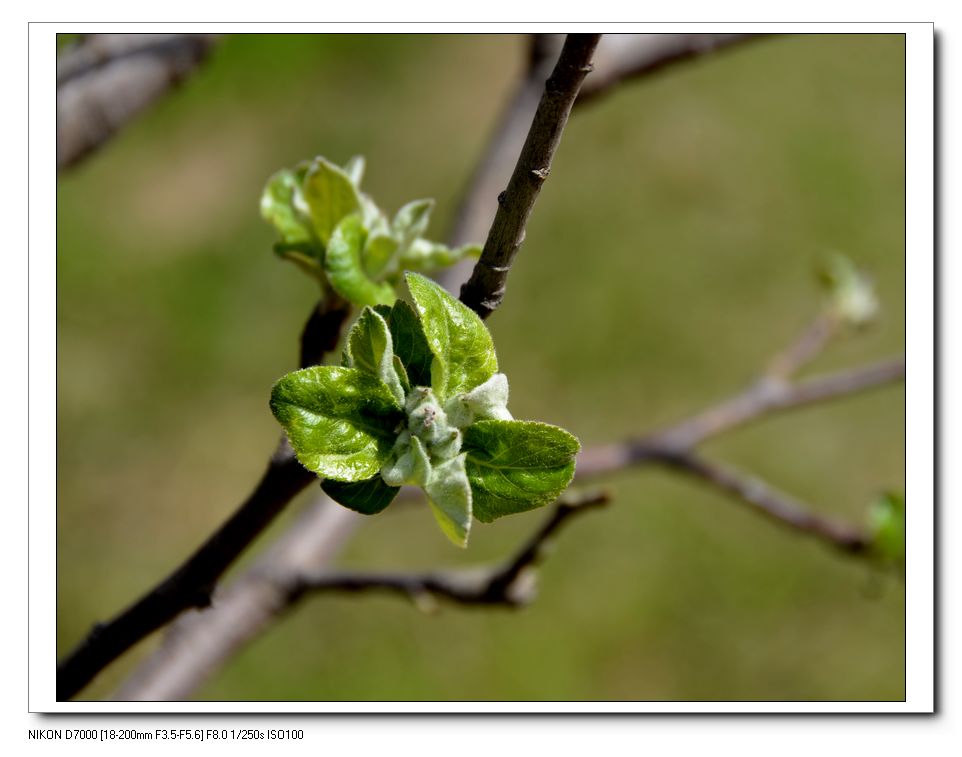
[576,33,766,108]
[448,35,563,249]
[572,308,902,555]
[576,356,905,477]
[57,295,351,701]
[112,492,363,701]
[285,490,611,609]
[459,34,602,319]
[57,34,221,172]
[764,312,839,380]
[648,451,871,553]
[448,33,767,251]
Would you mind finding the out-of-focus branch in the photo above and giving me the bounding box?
[57,34,221,172]
[113,492,363,702]
[113,489,607,701]
[765,313,839,379]
[449,33,767,249]
[448,35,564,249]
[576,33,766,107]
[574,306,902,554]
[649,451,871,553]
[577,356,906,477]
[57,295,351,701]
[459,34,601,319]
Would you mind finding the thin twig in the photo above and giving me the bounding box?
[649,451,871,553]
[460,34,602,319]
[576,356,905,477]
[576,33,766,108]
[57,34,221,171]
[57,296,351,701]
[765,312,839,379]
[112,491,608,700]
[286,490,611,609]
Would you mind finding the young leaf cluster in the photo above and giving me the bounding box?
[261,155,481,307]
[270,273,580,546]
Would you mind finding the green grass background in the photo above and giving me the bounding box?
[56,33,905,701]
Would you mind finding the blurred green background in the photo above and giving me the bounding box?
[56,34,905,701]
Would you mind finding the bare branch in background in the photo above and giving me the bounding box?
[574,309,903,553]
[765,313,839,379]
[574,359,902,552]
[448,35,564,249]
[577,33,765,107]
[113,493,364,701]
[112,483,606,702]
[114,490,606,699]
[577,356,906,476]
[448,33,765,248]
[460,34,601,319]
[650,452,870,553]
[57,34,221,171]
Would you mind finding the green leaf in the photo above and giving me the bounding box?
[869,492,905,568]
[260,169,314,248]
[400,239,482,271]
[463,420,580,523]
[385,299,433,388]
[425,454,472,547]
[345,307,405,403]
[302,157,362,247]
[325,215,396,307]
[392,199,434,251]
[270,366,404,481]
[322,476,400,515]
[363,233,399,278]
[404,272,498,400]
[346,307,391,376]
